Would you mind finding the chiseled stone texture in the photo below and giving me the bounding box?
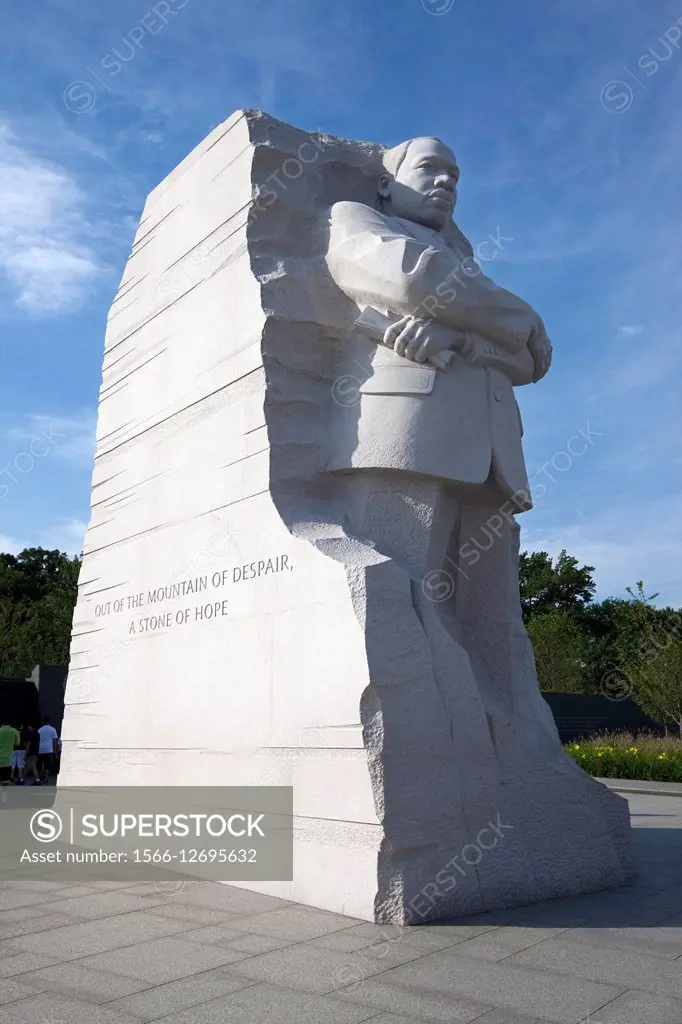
[62,109,631,924]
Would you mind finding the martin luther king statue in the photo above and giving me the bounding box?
[302,133,633,920]
[324,136,551,585]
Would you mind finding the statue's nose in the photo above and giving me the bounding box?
[434,173,455,192]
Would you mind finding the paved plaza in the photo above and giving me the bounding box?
[0,791,681,1024]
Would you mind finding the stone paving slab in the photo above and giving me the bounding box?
[370,952,625,1023]
[0,991,143,1023]
[434,924,570,962]
[227,904,366,941]
[0,978,38,1006]
[0,889,53,912]
[79,935,251,984]
[178,924,294,952]
[127,880,289,916]
[228,941,411,993]
[588,987,682,1023]
[508,934,682,997]
[106,969,258,1020]
[558,917,682,959]
[470,1014,556,1024]
[326,920,500,954]
[0,907,90,940]
[5,910,191,960]
[0,791,679,1023]
[145,902,245,925]
[358,1016,430,1024]
[144,982,383,1023]
[28,960,152,1003]
[328,976,490,1022]
[32,889,172,920]
[0,950,62,978]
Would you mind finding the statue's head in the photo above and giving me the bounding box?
[377,137,459,232]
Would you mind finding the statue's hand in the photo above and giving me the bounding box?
[383,316,469,365]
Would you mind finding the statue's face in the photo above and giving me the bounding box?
[381,139,459,232]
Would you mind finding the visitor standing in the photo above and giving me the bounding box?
[0,718,20,786]
[37,716,59,784]
[10,723,30,784]
[25,725,41,785]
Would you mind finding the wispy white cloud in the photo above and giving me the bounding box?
[38,516,87,556]
[618,325,644,336]
[0,534,21,555]
[591,327,682,399]
[522,491,682,607]
[3,411,96,468]
[0,120,102,314]
[0,516,86,558]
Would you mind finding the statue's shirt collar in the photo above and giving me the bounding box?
[391,214,474,265]
[393,216,453,253]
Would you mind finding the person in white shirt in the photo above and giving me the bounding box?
[37,717,59,783]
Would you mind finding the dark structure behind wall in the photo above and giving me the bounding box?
[2,673,663,744]
[542,691,665,743]
[0,676,40,727]
[27,665,68,733]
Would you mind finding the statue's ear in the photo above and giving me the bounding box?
[376,173,391,200]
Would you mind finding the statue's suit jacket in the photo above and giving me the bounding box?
[324,201,549,511]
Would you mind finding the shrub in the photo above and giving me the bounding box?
[564,731,682,782]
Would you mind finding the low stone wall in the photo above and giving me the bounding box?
[542,691,665,743]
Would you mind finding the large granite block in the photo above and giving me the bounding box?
[62,109,632,924]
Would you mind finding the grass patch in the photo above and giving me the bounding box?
[564,731,682,782]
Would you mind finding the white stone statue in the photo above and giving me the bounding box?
[309,133,633,922]
[323,136,549,571]
[61,112,633,925]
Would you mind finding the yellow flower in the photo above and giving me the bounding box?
[573,745,580,750]
[597,751,603,757]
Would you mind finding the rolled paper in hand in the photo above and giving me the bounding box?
[353,307,456,371]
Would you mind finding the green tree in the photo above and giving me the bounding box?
[519,549,596,623]
[581,597,643,692]
[610,582,682,736]
[581,582,680,696]
[0,548,81,676]
[526,608,588,692]
[629,638,682,737]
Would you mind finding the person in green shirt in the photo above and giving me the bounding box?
[0,718,20,785]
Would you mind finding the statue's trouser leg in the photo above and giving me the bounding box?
[339,471,539,920]
[340,469,459,578]
[441,503,568,754]
[331,472,633,918]
[443,501,634,891]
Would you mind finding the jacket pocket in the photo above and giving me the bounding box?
[359,364,436,396]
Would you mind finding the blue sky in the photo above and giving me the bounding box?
[1,0,681,604]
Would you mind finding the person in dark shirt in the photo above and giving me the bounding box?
[24,725,41,786]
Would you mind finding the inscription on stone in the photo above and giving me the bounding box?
[91,552,293,636]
